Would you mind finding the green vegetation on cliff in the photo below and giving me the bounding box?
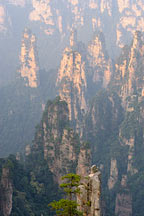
[49,173,83,216]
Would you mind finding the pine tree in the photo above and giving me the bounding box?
[49,173,83,216]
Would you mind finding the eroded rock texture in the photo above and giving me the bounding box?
[77,165,101,216]
[27,97,91,184]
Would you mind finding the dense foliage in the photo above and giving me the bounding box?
[0,155,59,216]
[49,173,83,216]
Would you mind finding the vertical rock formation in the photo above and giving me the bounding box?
[70,29,77,47]
[77,165,101,216]
[115,175,132,216]
[28,97,90,184]
[87,31,112,88]
[108,159,118,190]
[77,143,91,177]
[57,31,87,132]
[57,47,87,121]
[57,31,112,134]
[116,0,144,48]
[19,28,39,88]
[0,168,13,216]
[114,31,144,106]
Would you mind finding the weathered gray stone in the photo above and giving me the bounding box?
[77,165,101,216]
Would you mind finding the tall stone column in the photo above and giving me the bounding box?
[77,165,101,216]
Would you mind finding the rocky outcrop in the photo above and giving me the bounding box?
[87,32,112,88]
[57,31,113,133]
[28,97,90,183]
[114,31,144,105]
[77,165,101,216]
[57,47,87,120]
[2,0,144,86]
[124,137,137,175]
[77,143,91,177]
[108,159,118,190]
[19,28,39,88]
[70,29,77,47]
[29,0,55,35]
[57,32,87,132]
[86,91,123,140]
[2,0,144,62]
[116,0,144,48]
[0,168,13,216]
[28,0,144,55]
[29,0,84,36]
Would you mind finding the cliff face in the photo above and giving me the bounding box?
[1,0,144,82]
[85,91,123,142]
[2,0,144,87]
[57,31,112,133]
[114,31,144,106]
[57,47,87,123]
[87,32,112,88]
[108,159,118,190]
[19,28,39,88]
[1,1,144,215]
[84,89,133,215]
[77,165,101,216]
[28,97,90,183]
[0,167,13,216]
[116,0,144,48]
[83,32,144,215]
[28,0,144,56]
[77,144,91,177]
[57,32,87,133]
[2,0,144,52]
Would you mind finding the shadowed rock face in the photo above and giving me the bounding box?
[57,30,111,135]
[77,165,101,216]
[114,31,144,107]
[115,193,132,216]
[87,32,112,88]
[28,97,91,184]
[0,168,13,216]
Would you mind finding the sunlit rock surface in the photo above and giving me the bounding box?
[19,28,39,88]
